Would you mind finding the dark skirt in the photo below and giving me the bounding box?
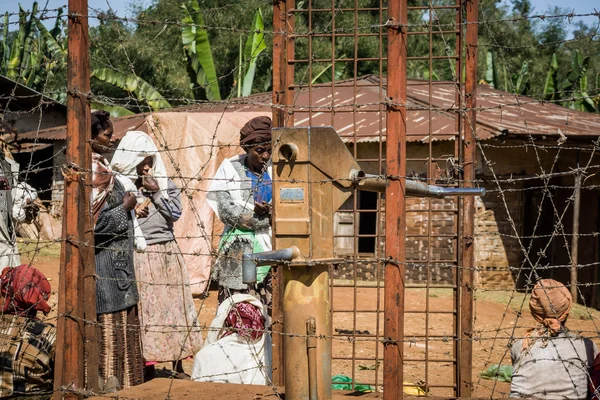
[98,305,144,389]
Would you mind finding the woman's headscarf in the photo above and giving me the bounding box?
[522,279,572,350]
[529,278,572,333]
[0,264,51,319]
[110,131,169,199]
[240,116,272,147]
[92,153,114,222]
[220,301,265,341]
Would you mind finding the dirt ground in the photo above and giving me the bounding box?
[23,242,600,399]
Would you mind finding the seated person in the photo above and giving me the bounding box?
[510,279,597,399]
[191,294,271,385]
[0,264,55,398]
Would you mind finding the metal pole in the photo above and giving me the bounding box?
[459,0,478,396]
[384,0,407,398]
[54,0,96,397]
[271,0,287,386]
[272,0,285,128]
[571,173,581,301]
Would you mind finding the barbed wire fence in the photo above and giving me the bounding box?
[0,0,600,399]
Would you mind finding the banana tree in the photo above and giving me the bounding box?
[3,3,39,83]
[181,0,221,101]
[543,53,559,101]
[543,50,598,113]
[237,9,267,97]
[1,4,144,116]
[560,50,597,113]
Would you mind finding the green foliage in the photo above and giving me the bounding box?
[91,68,171,110]
[559,50,597,112]
[90,102,135,117]
[181,0,221,101]
[512,61,530,96]
[6,3,37,80]
[485,50,499,89]
[543,53,559,101]
[3,0,599,116]
[241,9,267,97]
[0,2,67,99]
[312,63,346,84]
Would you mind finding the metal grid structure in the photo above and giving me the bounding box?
[272,0,478,397]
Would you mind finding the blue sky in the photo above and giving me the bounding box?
[518,0,598,29]
[2,0,140,28]
[1,0,598,30]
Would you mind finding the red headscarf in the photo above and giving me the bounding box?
[220,301,265,341]
[0,264,51,319]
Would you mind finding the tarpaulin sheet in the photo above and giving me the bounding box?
[145,111,270,295]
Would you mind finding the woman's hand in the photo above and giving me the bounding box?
[136,206,149,218]
[122,192,137,211]
[254,201,271,217]
[23,199,40,223]
[141,173,160,192]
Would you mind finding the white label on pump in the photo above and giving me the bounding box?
[280,187,305,202]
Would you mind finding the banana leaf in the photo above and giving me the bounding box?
[485,50,499,89]
[49,7,64,39]
[36,18,66,63]
[181,0,221,101]
[91,102,135,118]
[242,9,267,97]
[24,34,42,88]
[92,67,171,110]
[1,12,9,73]
[422,67,440,81]
[512,61,529,95]
[237,35,242,97]
[543,53,558,101]
[312,62,345,84]
[7,4,37,80]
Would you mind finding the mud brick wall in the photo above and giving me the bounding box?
[332,197,459,285]
[474,182,523,290]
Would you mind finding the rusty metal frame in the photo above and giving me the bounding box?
[459,0,478,395]
[54,0,98,397]
[271,0,477,397]
[385,1,407,400]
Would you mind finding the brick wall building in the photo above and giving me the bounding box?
[331,138,600,306]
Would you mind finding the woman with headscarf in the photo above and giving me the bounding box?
[91,110,143,390]
[110,131,202,379]
[207,116,273,317]
[191,294,271,385]
[510,279,597,399]
[0,264,55,397]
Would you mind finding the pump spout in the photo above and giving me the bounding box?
[356,174,485,198]
[405,180,485,198]
[242,246,302,284]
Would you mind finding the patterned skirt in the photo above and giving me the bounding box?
[98,306,144,389]
[134,240,203,363]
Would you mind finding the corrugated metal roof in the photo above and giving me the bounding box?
[14,75,600,148]
[0,74,66,113]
